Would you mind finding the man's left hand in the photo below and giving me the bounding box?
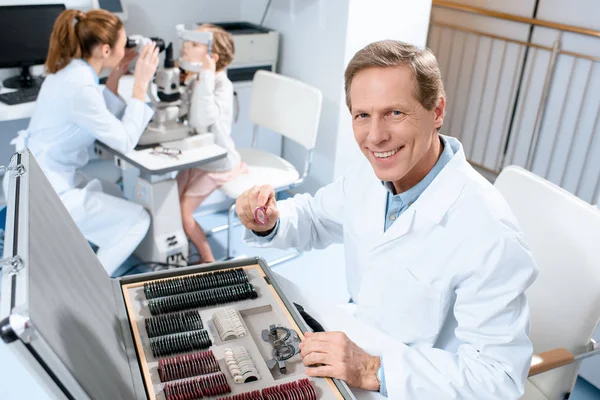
[299,331,380,391]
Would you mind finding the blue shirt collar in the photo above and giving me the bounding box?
[383,135,455,204]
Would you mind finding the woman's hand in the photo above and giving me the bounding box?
[106,48,137,95]
[132,43,160,101]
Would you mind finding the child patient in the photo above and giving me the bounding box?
[177,24,246,263]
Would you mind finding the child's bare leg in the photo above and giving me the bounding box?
[180,195,215,263]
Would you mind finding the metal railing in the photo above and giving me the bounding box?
[428,0,600,203]
[433,0,600,38]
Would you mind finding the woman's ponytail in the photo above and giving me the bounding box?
[45,9,84,74]
[45,9,122,74]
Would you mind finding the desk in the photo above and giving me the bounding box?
[94,139,227,177]
[0,86,36,121]
[0,75,154,122]
[94,138,227,266]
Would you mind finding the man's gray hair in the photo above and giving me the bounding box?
[344,40,445,111]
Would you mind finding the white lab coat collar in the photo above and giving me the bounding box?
[413,137,469,225]
[67,58,99,85]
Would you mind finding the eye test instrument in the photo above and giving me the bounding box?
[137,25,214,147]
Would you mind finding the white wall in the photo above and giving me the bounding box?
[124,0,241,56]
[241,0,351,194]
[334,0,433,179]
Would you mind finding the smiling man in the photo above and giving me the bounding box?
[236,40,538,399]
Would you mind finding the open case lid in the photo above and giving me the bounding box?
[0,150,141,399]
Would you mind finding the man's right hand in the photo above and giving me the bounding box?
[235,185,280,233]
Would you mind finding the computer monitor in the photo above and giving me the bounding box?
[0,4,66,90]
[91,0,127,21]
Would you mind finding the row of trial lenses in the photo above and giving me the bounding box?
[213,308,246,341]
[163,373,231,400]
[158,350,220,382]
[150,330,212,358]
[263,379,317,400]
[224,346,260,384]
[144,268,249,300]
[216,390,262,400]
[145,310,203,338]
[264,385,316,400]
[216,378,316,400]
[148,283,258,316]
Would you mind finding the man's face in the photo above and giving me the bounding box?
[350,65,444,184]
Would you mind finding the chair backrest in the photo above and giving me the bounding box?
[494,166,600,399]
[249,70,323,151]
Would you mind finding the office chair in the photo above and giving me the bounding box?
[495,166,600,400]
[218,70,323,262]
